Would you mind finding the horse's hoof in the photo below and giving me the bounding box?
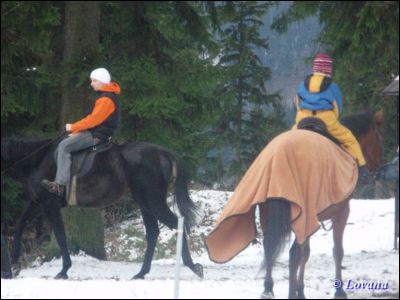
[11,263,21,277]
[260,291,274,299]
[1,271,13,279]
[54,272,68,280]
[193,263,204,279]
[334,289,347,299]
[132,273,145,280]
[297,292,306,299]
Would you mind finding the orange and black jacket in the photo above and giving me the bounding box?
[70,82,121,141]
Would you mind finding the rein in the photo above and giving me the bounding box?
[1,132,68,176]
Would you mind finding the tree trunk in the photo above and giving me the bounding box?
[54,2,105,260]
[60,1,100,127]
[46,207,106,260]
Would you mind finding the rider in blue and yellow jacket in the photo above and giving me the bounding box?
[292,53,369,179]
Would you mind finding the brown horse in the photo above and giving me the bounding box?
[205,110,383,299]
[261,110,383,299]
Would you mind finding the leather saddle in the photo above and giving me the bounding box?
[71,138,113,179]
[297,117,340,146]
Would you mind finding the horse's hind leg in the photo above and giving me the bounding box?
[156,207,203,278]
[40,191,71,279]
[332,202,350,299]
[181,232,203,278]
[261,235,275,299]
[289,240,302,299]
[132,208,159,279]
[296,239,310,299]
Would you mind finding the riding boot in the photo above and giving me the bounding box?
[41,179,65,196]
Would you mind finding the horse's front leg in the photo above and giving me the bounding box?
[10,201,41,276]
[40,191,71,279]
[1,234,13,278]
[332,202,350,299]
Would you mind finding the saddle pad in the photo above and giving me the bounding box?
[205,129,358,263]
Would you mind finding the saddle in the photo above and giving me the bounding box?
[297,117,340,146]
[71,138,113,179]
[66,138,114,206]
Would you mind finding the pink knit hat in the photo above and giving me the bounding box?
[312,53,333,76]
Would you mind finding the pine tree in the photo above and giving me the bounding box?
[216,1,284,175]
[1,1,61,135]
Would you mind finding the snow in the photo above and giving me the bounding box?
[1,190,399,299]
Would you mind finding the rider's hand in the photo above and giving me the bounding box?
[65,124,72,132]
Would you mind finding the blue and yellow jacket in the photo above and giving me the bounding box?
[296,74,343,116]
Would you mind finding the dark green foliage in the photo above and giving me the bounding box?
[1,1,62,135]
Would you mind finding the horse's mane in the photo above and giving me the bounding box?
[341,111,374,137]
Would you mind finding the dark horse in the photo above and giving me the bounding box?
[261,110,383,299]
[1,138,203,280]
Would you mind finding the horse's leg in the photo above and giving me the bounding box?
[156,207,203,279]
[10,201,41,275]
[40,192,71,279]
[260,200,291,299]
[332,201,350,299]
[289,240,302,299]
[296,239,310,299]
[132,208,159,279]
[261,235,275,299]
[182,233,203,278]
[1,234,12,279]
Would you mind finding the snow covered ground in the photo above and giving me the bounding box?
[1,191,399,299]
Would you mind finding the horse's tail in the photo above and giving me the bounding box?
[262,199,291,270]
[164,152,198,232]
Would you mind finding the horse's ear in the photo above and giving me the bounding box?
[373,109,383,126]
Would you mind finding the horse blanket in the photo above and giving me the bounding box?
[205,129,358,263]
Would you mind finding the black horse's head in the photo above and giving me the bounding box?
[1,137,53,173]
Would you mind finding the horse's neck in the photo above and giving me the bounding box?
[9,138,52,167]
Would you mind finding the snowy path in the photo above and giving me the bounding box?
[1,196,398,299]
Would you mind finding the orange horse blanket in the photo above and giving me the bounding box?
[205,130,358,263]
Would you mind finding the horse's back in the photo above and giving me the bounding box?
[266,129,340,157]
